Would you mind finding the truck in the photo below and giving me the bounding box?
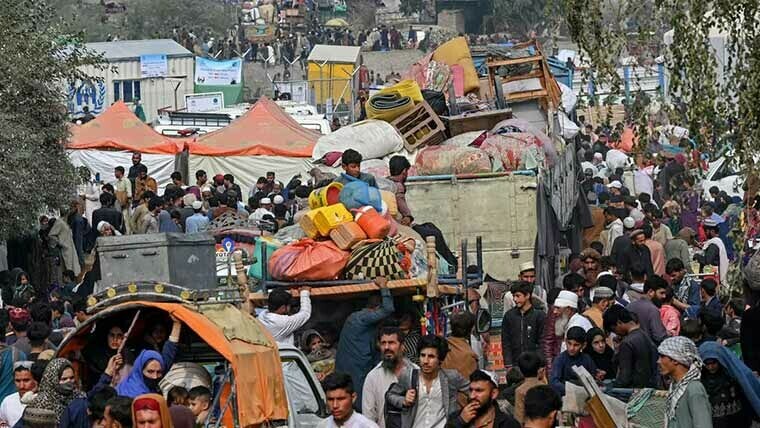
[405,172,538,281]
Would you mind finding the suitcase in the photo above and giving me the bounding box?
[329,222,367,250]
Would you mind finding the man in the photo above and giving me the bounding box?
[336,277,394,406]
[139,197,162,234]
[362,326,416,427]
[185,201,209,233]
[388,155,457,269]
[602,207,624,256]
[553,290,592,353]
[249,197,275,222]
[134,164,158,205]
[694,218,729,285]
[603,305,658,388]
[166,172,185,194]
[103,396,133,428]
[665,228,696,274]
[386,335,468,428]
[130,191,154,234]
[501,281,545,367]
[127,152,144,181]
[223,174,243,202]
[186,170,207,200]
[319,373,379,428]
[447,370,520,428]
[113,166,132,227]
[158,190,183,233]
[334,149,377,187]
[607,180,623,196]
[442,312,479,379]
[641,224,666,277]
[579,248,601,293]
[91,193,125,236]
[650,209,673,247]
[7,309,31,355]
[657,336,712,428]
[627,275,668,344]
[687,278,722,320]
[582,281,614,329]
[81,106,96,123]
[177,194,196,228]
[623,229,655,279]
[624,196,645,223]
[0,362,37,427]
[522,385,562,428]
[513,352,547,424]
[257,287,311,346]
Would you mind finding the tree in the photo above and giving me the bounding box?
[0,0,105,240]
[492,0,548,38]
[125,0,234,40]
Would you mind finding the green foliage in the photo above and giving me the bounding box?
[124,0,234,40]
[399,0,424,17]
[0,0,105,240]
[492,0,547,37]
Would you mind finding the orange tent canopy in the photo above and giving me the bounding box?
[187,97,319,157]
[67,101,185,154]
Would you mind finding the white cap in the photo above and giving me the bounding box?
[273,195,284,204]
[623,217,636,229]
[260,197,272,205]
[554,290,578,309]
[519,261,535,273]
[608,180,623,189]
[192,201,203,210]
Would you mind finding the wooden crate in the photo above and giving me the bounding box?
[441,108,513,136]
[391,101,447,151]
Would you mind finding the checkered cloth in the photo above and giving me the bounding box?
[344,238,407,280]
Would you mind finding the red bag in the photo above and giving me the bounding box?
[268,239,350,281]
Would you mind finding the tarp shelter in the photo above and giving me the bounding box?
[307,45,360,107]
[66,101,185,191]
[187,97,319,197]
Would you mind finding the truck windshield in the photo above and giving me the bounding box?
[281,358,320,415]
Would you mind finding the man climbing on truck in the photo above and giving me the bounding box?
[388,155,458,269]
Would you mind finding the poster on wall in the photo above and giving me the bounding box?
[140,54,168,78]
[195,57,242,86]
[67,80,107,116]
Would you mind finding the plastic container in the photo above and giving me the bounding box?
[329,221,367,250]
[308,182,344,209]
[248,236,283,280]
[354,206,391,239]
[380,190,398,217]
[299,210,321,238]
[314,203,354,236]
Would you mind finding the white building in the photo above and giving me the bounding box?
[67,39,195,123]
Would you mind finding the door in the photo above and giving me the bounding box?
[280,353,326,427]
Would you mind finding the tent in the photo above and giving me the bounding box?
[66,101,185,191]
[187,97,319,197]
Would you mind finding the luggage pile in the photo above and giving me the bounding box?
[250,175,427,283]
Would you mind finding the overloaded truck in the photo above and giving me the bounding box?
[405,172,538,281]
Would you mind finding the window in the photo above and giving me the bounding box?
[113,80,142,103]
[280,359,321,415]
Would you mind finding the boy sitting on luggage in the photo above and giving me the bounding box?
[549,326,598,395]
[334,149,378,187]
[188,386,212,425]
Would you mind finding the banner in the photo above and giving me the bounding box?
[185,92,225,113]
[195,57,243,86]
[140,54,168,78]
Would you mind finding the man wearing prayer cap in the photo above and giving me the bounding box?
[553,290,593,352]
[694,218,728,285]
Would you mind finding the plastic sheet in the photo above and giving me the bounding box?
[313,120,404,161]
[268,239,349,281]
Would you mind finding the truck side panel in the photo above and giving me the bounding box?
[405,174,537,280]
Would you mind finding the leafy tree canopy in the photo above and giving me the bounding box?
[0,0,105,240]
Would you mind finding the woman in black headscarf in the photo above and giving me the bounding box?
[584,328,616,381]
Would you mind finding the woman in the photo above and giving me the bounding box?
[66,200,89,269]
[117,317,181,398]
[584,328,615,381]
[699,341,760,428]
[25,358,85,425]
[300,329,335,381]
[82,324,125,389]
[131,394,174,428]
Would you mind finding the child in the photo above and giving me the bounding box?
[549,326,598,395]
[167,386,189,407]
[659,287,681,336]
[188,386,212,425]
[334,149,378,187]
[584,328,616,381]
[513,351,547,423]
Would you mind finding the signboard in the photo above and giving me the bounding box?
[185,92,225,113]
[67,80,106,116]
[215,241,254,282]
[195,57,243,86]
[140,54,168,78]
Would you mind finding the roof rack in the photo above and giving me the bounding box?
[87,281,244,313]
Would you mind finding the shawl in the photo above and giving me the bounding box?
[699,341,760,416]
[116,350,164,398]
[658,337,702,428]
[26,358,86,424]
[132,394,174,428]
